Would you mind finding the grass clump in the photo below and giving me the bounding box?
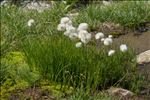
[22,34,138,93]
[1,2,68,57]
[74,1,150,30]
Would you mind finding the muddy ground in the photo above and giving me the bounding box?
[113,31,150,81]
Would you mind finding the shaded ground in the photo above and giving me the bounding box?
[113,31,150,80]
[113,31,150,54]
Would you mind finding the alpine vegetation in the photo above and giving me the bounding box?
[103,37,113,46]
[120,44,128,52]
[108,50,115,56]
[75,42,82,48]
[27,19,35,27]
[57,16,92,44]
[1,1,145,99]
[77,23,89,31]
[57,15,128,55]
[95,32,105,40]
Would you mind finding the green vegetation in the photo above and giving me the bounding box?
[1,1,149,99]
[22,35,138,91]
[74,1,150,30]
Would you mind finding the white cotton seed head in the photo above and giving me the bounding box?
[103,1,111,6]
[108,35,113,38]
[78,30,92,44]
[69,33,78,40]
[57,24,66,31]
[77,23,88,31]
[27,19,35,27]
[64,31,71,36]
[66,20,72,26]
[103,39,110,46]
[62,0,67,4]
[60,17,70,24]
[108,50,115,56]
[101,38,105,42]
[107,37,113,44]
[120,44,128,52]
[78,30,91,44]
[78,30,89,39]
[66,26,76,33]
[75,42,82,48]
[95,32,105,40]
[80,33,91,44]
[103,38,113,46]
[86,33,92,40]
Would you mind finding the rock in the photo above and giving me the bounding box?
[137,50,150,64]
[107,87,134,100]
[98,22,124,36]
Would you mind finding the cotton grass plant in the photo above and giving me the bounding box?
[1,2,68,57]
[1,1,146,98]
[22,34,137,92]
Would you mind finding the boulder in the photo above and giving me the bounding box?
[107,87,134,100]
[137,50,150,64]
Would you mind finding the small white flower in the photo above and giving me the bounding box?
[66,26,76,33]
[57,24,66,31]
[77,23,88,31]
[27,19,35,27]
[95,32,105,40]
[81,34,91,44]
[103,39,110,46]
[75,42,82,48]
[66,20,72,26]
[64,31,70,36]
[62,0,67,4]
[78,30,89,39]
[103,1,111,6]
[101,38,105,42]
[69,33,78,40]
[108,35,113,38]
[60,17,70,24]
[103,38,113,46]
[108,50,115,56]
[107,37,113,44]
[78,30,91,44]
[120,44,128,52]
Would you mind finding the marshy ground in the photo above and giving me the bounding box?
[1,1,150,100]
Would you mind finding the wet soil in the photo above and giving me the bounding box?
[113,31,150,54]
[113,31,150,81]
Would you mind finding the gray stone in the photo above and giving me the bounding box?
[137,50,150,64]
[107,87,134,99]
